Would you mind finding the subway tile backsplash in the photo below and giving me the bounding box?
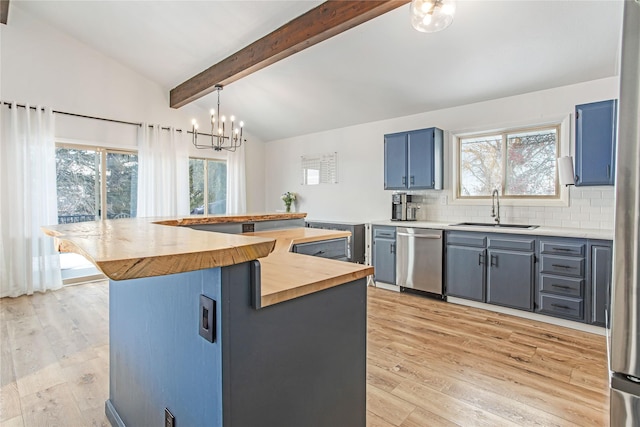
[412,187,615,230]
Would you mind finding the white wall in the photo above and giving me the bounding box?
[0,6,266,212]
[264,77,618,230]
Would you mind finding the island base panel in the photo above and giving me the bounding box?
[106,262,366,427]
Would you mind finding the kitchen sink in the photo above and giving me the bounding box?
[450,222,539,230]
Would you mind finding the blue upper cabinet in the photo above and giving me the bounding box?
[575,99,617,186]
[384,133,407,189]
[384,127,443,190]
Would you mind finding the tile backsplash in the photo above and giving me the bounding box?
[411,187,615,230]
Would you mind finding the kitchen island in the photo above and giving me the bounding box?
[43,213,373,427]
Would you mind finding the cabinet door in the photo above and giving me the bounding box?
[445,246,486,301]
[373,237,396,285]
[407,129,434,189]
[590,245,612,326]
[487,249,534,311]
[384,133,407,190]
[575,100,617,186]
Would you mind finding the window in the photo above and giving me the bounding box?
[189,158,227,215]
[458,125,559,199]
[55,145,138,223]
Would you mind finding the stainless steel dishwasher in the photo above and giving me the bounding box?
[396,227,444,298]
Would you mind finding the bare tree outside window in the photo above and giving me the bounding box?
[506,129,557,196]
[56,147,138,224]
[460,135,502,196]
[459,126,559,199]
[189,158,227,215]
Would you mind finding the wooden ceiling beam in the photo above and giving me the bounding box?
[170,0,410,109]
[1,0,10,25]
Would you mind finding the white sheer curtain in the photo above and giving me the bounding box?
[137,124,189,217]
[226,142,247,214]
[0,103,62,297]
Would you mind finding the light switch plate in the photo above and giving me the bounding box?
[199,295,215,343]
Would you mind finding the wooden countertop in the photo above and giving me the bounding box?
[42,218,276,281]
[42,217,373,307]
[154,212,307,226]
[245,228,374,307]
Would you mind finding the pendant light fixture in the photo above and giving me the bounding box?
[191,85,244,152]
[410,0,456,33]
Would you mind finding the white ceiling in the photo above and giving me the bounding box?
[12,0,624,141]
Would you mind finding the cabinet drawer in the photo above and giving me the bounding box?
[446,232,486,248]
[540,241,585,257]
[541,255,584,278]
[539,294,584,321]
[540,275,584,298]
[373,227,396,239]
[488,236,535,252]
[292,238,348,260]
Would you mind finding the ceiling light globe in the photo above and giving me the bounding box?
[410,0,455,33]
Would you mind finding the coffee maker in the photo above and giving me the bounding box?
[391,193,418,221]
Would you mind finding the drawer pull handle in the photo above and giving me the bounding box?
[551,284,573,290]
[313,250,326,256]
[551,303,572,310]
[553,248,573,252]
[552,264,573,269]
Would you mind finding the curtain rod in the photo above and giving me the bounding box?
[1,101,214,136]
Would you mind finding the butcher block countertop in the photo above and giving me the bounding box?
[42,214,373,307]
[246,228,374,307]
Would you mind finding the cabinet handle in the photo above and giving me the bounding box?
[490,254,497,267]
[552,264,572,269]
[390,243,395,254]
[607,164,611,178]
[552,248,572,252]
[410,176,415,185]
[402,176,406,185]
[551,284,573,290]
[478,253,484,265]
[313,250,326,256]
[551,303,572,310]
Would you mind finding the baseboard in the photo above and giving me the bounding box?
[373,281,400,292]
[105,399,125,427]
[447,296,606,336]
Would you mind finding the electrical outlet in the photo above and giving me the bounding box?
[242,223,255,233]
[441,195,448,205]
[165,408,175,427]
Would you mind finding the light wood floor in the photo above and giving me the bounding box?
[0,282,608,427]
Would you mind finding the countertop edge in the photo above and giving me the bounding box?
[370,220,614,240]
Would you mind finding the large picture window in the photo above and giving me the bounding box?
[189,158,227,215]
[458,125,559,199]
[55,145,138,223]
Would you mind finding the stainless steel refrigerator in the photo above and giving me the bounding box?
[610,1,640,424]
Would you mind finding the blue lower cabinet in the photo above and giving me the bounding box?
[589,242,612,327]
[445,232,535,311]
[537,238,587,322]
[106,262,367,427]
[372,226,396,285]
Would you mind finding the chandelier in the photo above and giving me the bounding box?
[191,85,244,152]
[410,0,456,33]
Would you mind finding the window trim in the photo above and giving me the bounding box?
[450,116,571,207]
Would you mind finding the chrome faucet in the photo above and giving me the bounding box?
[491,189,501,225]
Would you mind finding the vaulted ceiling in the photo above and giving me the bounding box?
[11,0,624,141]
